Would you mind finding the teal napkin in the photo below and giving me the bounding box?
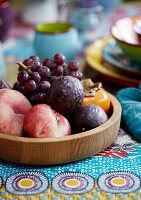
[117,87,141,142]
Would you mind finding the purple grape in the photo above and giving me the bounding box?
[38,66,50,78]
[25,80,37,92]
[68,60,80,72]
[30,60,41,72]
[35,92,47,104]
[42,58,56,71]
[29,94,36,105]
[17,70,30,84]
[54,53,66,66]
[18,66,23,71]
[62,63,67,69]
[13,82,27,95]
[13,81,21,91]
[18,85,27,95]
[50,76,60,84]
[69,71,83,80]
[30,72,41,83]
[23,58,33,66]
[29,55,40,61]
[38,81,51,93]
[54,66,64,76]
[63,68,69,76]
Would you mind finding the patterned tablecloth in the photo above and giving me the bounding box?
[0,2,141,200]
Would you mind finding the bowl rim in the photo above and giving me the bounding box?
[0,93,121,144]
[110,15,141,48]
[35,22,76,35]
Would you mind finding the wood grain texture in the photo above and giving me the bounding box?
[0,93,121,165]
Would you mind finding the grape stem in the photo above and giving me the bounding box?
[17,62,32,74]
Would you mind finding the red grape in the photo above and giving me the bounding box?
[38,81,51,93]
[50,76,60,84]
[38,66,50,78]
[23,58,33,67]
[29,94,36,105]
[35,92,47,104]
[30,72,41,83]
[25,80,37,92]
[17,70,30,84]
[42,58,56,71]
[18,85,27,95]
[30,60,41,72]
[13,81,21,91]
[29,55,40,61]
[54,66,64,76]
[69,71,83,80]
[68,60,80,72]
[54,53,65,66]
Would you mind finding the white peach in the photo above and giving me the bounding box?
[24,104,71,138]
[0,88,32,136]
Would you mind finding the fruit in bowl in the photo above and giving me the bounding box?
[0,53,122,165]
[0,53,110,139]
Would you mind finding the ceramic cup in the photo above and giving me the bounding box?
[33,22,79,63]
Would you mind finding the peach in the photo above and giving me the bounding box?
[0,88,32,136]
[24,104,71,138]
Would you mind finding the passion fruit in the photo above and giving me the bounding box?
[47,76,84,116]
[72,104,108,132]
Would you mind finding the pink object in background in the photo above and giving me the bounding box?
[0,1,13,41]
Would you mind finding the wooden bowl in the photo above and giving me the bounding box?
[111,15,141,63]
[0,93,121,165]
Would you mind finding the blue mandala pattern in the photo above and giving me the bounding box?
[5,171,49,196]
[98,171,141,193]
[52,172,95,194]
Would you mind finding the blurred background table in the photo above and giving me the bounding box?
[0,0,141,199]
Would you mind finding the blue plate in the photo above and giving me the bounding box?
[102,39,141,77]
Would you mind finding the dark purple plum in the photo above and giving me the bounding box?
[73,104,108,132]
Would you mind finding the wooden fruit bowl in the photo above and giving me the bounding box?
[0,93,121,165]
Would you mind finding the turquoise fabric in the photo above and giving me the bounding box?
[117,88,141,141]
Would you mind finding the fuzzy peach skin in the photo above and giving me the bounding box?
[24,104,71,138]
[0,88,32,136]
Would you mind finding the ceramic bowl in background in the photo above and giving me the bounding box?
[33,22,79,63]
[0,1,13,41]
[57,0,103,44]
[133,19,141,42]
[111,15,141,63]
[98,0,123,15]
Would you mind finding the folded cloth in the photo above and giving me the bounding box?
[117,87,141,142]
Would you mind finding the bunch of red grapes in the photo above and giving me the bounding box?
[13,53,83,105]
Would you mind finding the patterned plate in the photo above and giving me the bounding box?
[102,39,141,77]
[85,36,141,87]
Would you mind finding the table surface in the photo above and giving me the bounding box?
[0,2,141,200]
